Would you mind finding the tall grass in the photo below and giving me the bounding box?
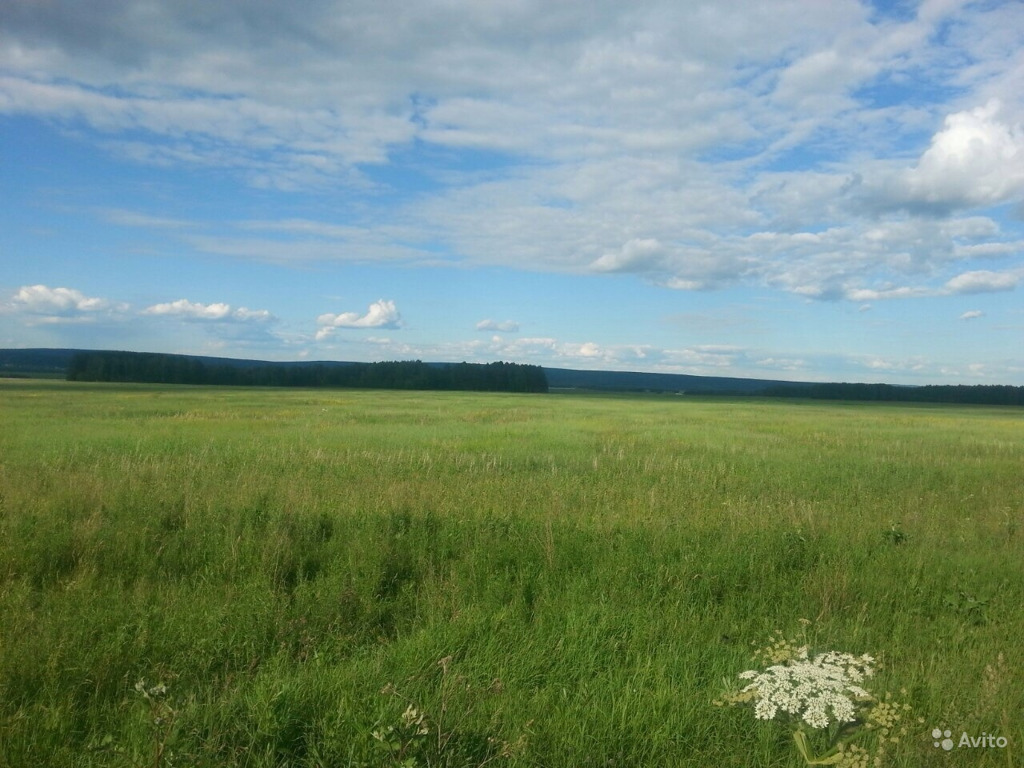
[0,380,1021,766]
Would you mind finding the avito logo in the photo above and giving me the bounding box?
[932,729,954,751]
[932,727,1008,751]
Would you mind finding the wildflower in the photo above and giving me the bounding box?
[721,627,909,766]
[738,648,875,730]
[836,743,870,768]
[753,630,805,665]
[400,704,429,735]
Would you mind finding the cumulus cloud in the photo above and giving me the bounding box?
[591,238,665,273]
[944,270,1019,294]
[145,299,230,320]
[901,101,1024,211]
[850,101,1024,217]
[960,310,984,320]
[143,299,274,321]
[476,319,519,333]
[10,284,110,313]
[4,284,127,323]
[316,299,401,340]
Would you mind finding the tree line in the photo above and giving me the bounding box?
[66,351,548,393]
[761,382,1024,406]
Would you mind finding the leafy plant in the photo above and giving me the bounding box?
[134,679,178,768]
[717,626,917,766]
[371,656,529,767]
[371,702,431,767]
[943,590,990,626]
[882,524,908,546]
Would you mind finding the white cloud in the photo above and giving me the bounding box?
[10,284,109,313]
[944,270,1019,294]
[0,73,411,177]
[591,238,664,273]
[1,0,1023,325]
[506,337,558,351]
[316,299,401,340]
[232,307,274,322]
[844,286,931,301]
[4,284,127,323]
[953,240,1024,259]
[960,310,984,320]
[143,299,274,322]
[664,278,707,291]
[145,299,230,320]
[476,319,519,333]
[898,100,1024,210]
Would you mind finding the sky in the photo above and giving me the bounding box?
[1,0,1023,385]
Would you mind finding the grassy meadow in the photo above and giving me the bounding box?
[0,379,1021,767]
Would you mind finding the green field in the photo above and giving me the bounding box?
[1,380,1021,767]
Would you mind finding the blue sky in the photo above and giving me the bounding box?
[1,0,1022,384]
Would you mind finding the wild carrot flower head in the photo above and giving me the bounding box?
[738,648,875,729]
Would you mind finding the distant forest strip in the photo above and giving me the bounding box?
[762,382,1024,406]
[66,351,548,393]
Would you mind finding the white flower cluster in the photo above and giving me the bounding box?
[738,648,875,729]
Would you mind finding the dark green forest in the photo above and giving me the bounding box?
[66,351,548,393]
[2,348,1021,404]
[762,381,1024,406]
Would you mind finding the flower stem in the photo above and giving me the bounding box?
[793,729,844,765]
